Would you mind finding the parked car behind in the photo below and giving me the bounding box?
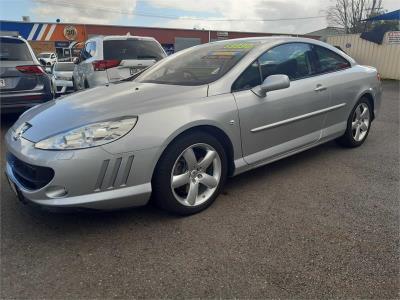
[72,35,166,90]
[0,36,54,113]
[51,62,75,95]
[37,52,57,66]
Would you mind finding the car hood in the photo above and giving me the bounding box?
[14,81,208,142]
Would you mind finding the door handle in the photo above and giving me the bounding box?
[314,85,327,92]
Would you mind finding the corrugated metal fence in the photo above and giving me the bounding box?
[327,32,400,80]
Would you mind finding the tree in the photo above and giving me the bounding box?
[327,0,384,33]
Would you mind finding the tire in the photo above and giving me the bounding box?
[72,77,78,92]
[336,97,373,148]
[152,131,228,215]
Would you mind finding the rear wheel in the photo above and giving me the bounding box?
[336,97,372,147]
[152,131,227,215]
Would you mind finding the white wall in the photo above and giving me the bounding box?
[327,32,400,80]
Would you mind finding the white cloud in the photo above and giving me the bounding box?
[148,0,400,34]
[147,0,326,34]
[30,0,400,33]
[31,0,137,24]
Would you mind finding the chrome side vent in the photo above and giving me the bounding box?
[94,155,134,191]
[108,157,122,188]
[94,160,110,191]
[120,155,134,186]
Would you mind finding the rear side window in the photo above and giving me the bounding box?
[103,39,165,61]
[314,45,350,73]
[0,38,32,61]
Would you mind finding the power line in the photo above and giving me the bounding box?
[34,0,326,22]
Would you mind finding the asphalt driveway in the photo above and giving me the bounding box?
[1,80,399,299]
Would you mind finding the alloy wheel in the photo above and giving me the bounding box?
[170,143,222,207]
[352,103,370,142]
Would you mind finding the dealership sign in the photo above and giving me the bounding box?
[55,41,70,48]
[0,21,86,42]
[64,25,78,40]
[387,31,400,44]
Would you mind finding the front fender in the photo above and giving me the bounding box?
[102,93,242,175]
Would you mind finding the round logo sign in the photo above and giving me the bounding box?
[63,26,78,41]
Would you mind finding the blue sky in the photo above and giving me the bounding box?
[0,0,220,27]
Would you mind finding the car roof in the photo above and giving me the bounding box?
[210,36,318,46]
[206,36,355,64]
[88,35,158,42]
[0,35,27,42]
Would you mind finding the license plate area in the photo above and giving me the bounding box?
[0,78,6,88]
[130,68,141,75]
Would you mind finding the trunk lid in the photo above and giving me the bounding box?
[106,59,155,82]
[54,70,73,81]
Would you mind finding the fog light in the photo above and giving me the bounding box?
[45,186,68,198]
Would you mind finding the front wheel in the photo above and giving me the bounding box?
[336,97,372,147]
[152,131,228,215]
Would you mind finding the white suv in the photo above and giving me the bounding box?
[72,35,166,90]
[37,52,57,66]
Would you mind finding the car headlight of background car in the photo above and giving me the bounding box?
[34,117,137,150]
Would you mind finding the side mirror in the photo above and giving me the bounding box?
[253,74,290,97]
[73,57,80,64]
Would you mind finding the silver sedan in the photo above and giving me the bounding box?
[5,37,382,215]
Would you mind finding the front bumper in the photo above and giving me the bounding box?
[5,131,158,210]
[54,80,74,94]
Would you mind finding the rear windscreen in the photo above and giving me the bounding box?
[0,38,32,61]
[103,39,165,61]
[54,63,74,71]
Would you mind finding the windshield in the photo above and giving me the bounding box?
[136,41,256,86]
[38,53,51,58]
[0,38,32,61]
[54,62,74,71]
[103,39,166,61]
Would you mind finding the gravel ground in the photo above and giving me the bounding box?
[1,80,399,299]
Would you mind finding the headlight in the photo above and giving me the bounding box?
[35,117,137,150]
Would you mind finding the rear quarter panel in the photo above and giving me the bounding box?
[323,65,381,133]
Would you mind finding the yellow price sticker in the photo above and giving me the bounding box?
[224,43,254,49]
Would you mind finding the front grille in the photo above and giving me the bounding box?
[7,153,54,190]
